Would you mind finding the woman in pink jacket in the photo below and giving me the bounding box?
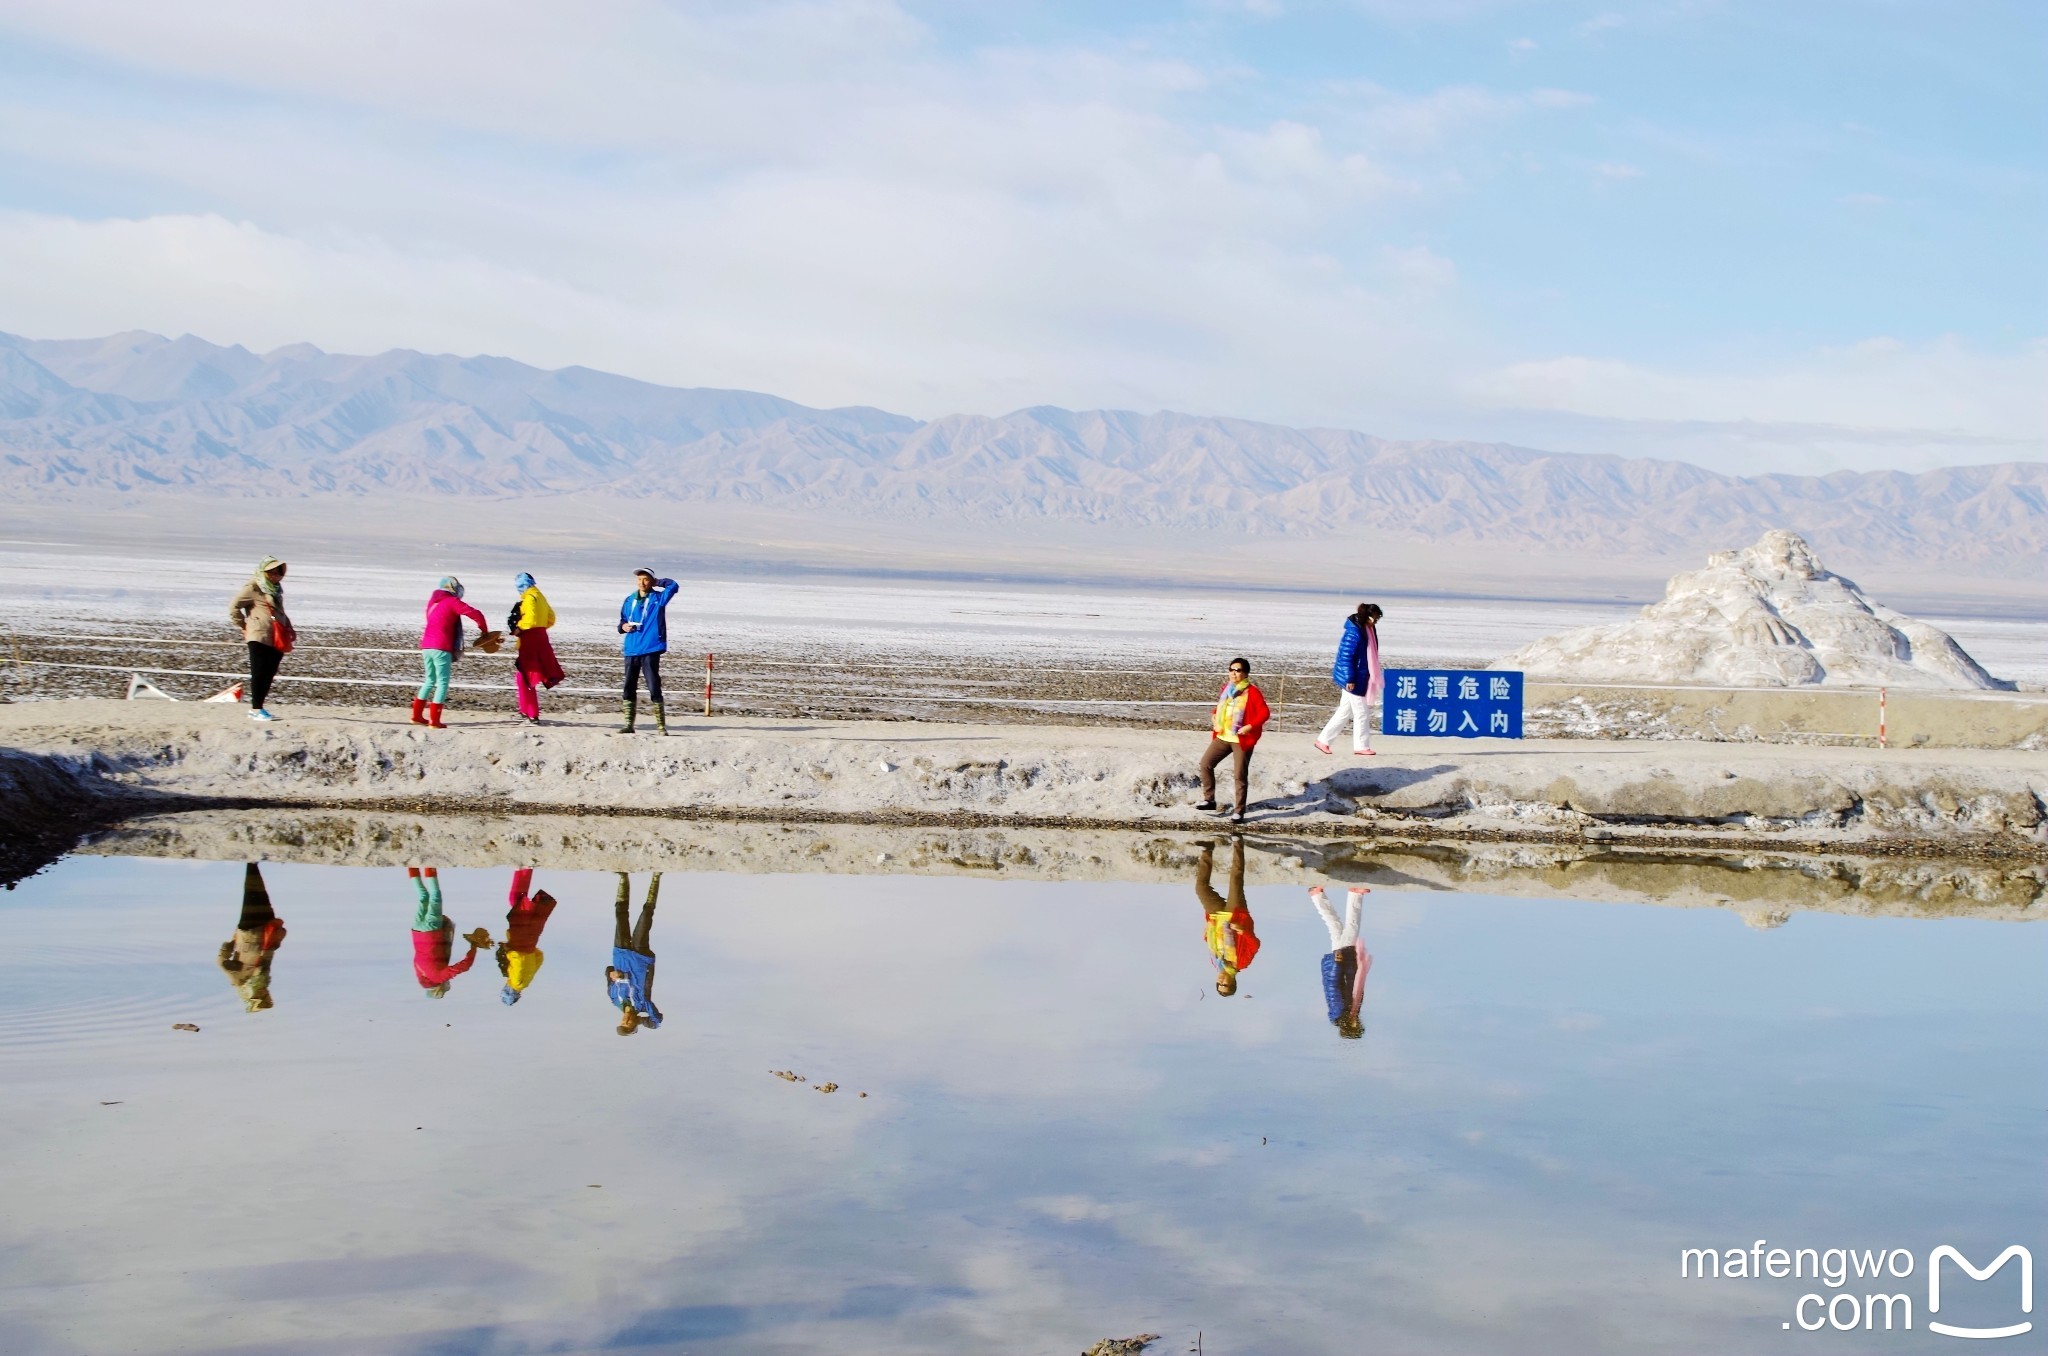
[413,576,490,728]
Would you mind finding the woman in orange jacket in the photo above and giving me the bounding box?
[1196,839,1260,997]
[1198,657,1270,824]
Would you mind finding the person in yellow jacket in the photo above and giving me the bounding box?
[507,571,565,723]
[1196,838,1259,997]
[498,868,557,1005]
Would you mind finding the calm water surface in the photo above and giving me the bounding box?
[0,850,2041,1354]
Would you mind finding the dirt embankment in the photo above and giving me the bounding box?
[0,743,152,882]
[1,702,2044,869]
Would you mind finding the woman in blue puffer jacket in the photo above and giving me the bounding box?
[1315,602,1383,756]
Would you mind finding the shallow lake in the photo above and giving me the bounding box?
[1,842,2042,1354]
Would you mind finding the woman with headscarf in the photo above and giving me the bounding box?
[414,576,489,728]
[228,556,294,723]
[217,862,287,1011]
[1315,602,1384,757]
[506,571,565,724]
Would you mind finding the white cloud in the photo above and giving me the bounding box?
[1473,338,2048,447]
[0,0,2035,474]
[0,3,1532,423]
[1331,81,1595,152]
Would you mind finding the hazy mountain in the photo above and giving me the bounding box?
[2,330,2042,575]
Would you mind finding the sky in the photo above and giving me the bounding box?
[0,0,2041,475]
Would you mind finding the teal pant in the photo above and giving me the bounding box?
[418,649,454,703]
[411,872,445,930]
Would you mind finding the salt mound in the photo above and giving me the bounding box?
[1497,530,2006,690]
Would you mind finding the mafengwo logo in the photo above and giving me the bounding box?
[1679,1241,2033,1337]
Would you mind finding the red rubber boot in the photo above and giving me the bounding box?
[427,703,446,729]
[410,698,429,726]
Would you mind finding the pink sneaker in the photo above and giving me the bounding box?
[1354,748,1377,756]
[1314,740,1333,755]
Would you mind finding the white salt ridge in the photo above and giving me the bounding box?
[1498,531,2008,690]
[0,546,1627,669]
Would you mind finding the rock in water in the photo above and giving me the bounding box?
[1497,530,2006,690]
[1081,1337,1160,1356]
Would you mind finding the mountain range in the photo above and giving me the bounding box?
[2,330,2043,580]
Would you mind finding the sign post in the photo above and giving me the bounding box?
[1382,668,1524,739]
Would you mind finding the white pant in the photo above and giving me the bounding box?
[1318,691,1373,751]
[1313,889,1365,949]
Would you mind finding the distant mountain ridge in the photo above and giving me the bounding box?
[2,330,2042,572]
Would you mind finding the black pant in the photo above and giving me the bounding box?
[613,872,660,954]
[623,653,663,703]
[1199,737,1253,813]
[247,642,283,710]
[238,862,275,931]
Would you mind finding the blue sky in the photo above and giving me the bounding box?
[0,0,2040,473]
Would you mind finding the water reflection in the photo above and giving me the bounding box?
[497,868,557,1005]
[1309,884,1371,1040]
[1195,839,1259,997]
[407,865,490,997]
[217,862,286,1012]
[608,870,663,1033]
[2,849,2043,1356]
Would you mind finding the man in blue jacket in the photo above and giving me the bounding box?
[606,871,663,1034]
[618,568,679,734]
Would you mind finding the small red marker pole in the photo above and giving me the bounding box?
[704,652,715,717]
[1878,686,1887,749]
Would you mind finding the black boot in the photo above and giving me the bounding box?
[619,699,636,733]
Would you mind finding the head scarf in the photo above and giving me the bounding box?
[514,572,536,593]
[253,557,285,601]
[436,575,464,599]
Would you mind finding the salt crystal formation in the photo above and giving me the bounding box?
[1497,530,2006,690]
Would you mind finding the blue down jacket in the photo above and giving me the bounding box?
[1330,617,1370,690]
[618,579,679,656]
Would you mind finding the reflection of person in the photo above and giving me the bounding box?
[1196,839,1259,997]
[409,866,491,997]
[1315,603,1384,757]
[617,569,680,735]
[507,572,565,724]
[606,871,663,1033]
[228,557,294,723]
[1198,658,1270,825]
[498,868,558,1005]
[218,862,287,1011]
[1309,885,1373,1039]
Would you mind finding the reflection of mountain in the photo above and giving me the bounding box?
[4,329,2045,572]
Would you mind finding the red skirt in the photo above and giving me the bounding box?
[515,628,566,688]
